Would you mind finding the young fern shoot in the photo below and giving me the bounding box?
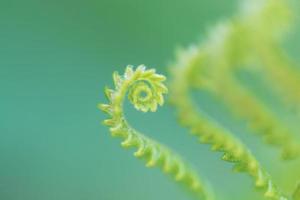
[241,0,300,113]
[169,47,288,200]
[99,1,300,199]
[169,0,300,160]
[99,65,214,200]
[213,75,300,159]
[253,43,300,112]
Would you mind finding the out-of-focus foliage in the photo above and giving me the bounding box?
[100,0,300,199]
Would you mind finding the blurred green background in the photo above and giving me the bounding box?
[1,0,299,200]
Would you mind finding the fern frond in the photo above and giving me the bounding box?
[171,39,300,160]
[241,0,300,112]
[169,0,300,160]
[213,76,300,160]
[240,0,293,39]
[170,62,288,200]
[99,65,214,200]
[252,42,300,112]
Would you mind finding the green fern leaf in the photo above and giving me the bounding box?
[170,52,288,200]
[99,65,214,200]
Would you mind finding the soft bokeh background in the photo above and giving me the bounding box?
[1,0,299,200]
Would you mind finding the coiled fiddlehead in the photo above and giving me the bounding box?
[99,65,214,200]
[170,46,288,200]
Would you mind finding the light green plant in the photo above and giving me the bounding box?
[99,65,214,200]
[252,44,300,112]
[169,0,300,160]
[100,0,300,199]
[243,0,300,112]
[169,48,287,200]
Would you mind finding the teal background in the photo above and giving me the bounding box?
[0,0,299,200]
